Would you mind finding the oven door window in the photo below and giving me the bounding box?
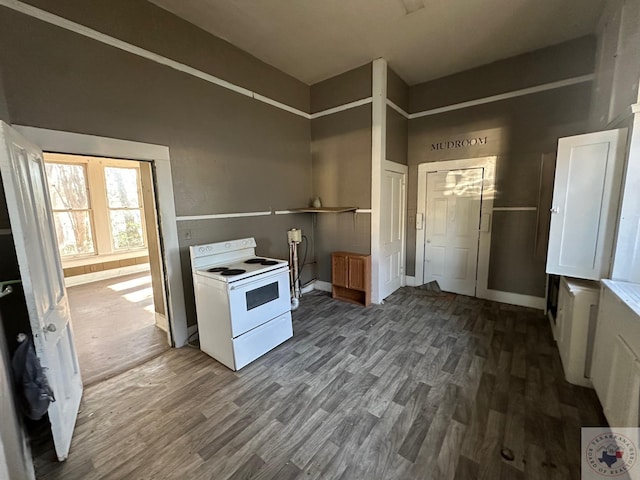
[246,281,279,310]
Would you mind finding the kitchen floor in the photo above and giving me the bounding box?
[67,270,169,386]
[34,287,605,479]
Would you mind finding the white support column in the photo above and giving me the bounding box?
[371,58,387,304]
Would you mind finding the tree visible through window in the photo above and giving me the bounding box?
[105,167,145,250]
[45,163,95,256]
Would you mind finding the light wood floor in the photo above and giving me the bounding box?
[34,287,605,479]
[68,271,169,386]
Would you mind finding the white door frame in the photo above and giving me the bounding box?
[14,126,188,347]
[416,156,496,298]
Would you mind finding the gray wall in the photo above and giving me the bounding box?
[386,68,409,165]
[410,36,596,113]
[310,63,371,113]
[0,3,313,327]
[310,65,373,281]
[407,38,596,297]
[590,0,640,130]
[0,66,9,123]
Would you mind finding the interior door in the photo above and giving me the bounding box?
[424,168,483,296]
[0,122,82,461]
[546,129,627,280]
[380,166,406,300]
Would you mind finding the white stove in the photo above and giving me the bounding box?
[190,238,293,371]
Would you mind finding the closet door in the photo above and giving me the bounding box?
[546,129,627,280]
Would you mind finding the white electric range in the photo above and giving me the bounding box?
[189,237,293,370]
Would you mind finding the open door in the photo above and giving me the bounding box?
[0,122,82,461]
[380,163,407,300]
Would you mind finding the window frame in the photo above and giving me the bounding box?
[45,158,97,259]
[44,154,148,260]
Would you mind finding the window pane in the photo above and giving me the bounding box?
[105,167,140,208]
[45,163,89,210]
[53,211,95,256]
[109,210,144,249]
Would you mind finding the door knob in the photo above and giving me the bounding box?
[550,207,559,214]
[44,323,57,332]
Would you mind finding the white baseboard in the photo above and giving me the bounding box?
[301,283,315,294]
[478,289,545,310]
[64,263,150,287]
[404,275,417,287]
[314,280,332,293]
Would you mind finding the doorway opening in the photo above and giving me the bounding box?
[42,153,170,386]
[415,156,496,298]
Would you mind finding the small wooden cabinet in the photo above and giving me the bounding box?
[331,252,371,306]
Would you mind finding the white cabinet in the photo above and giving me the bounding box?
[555,277,600,387]
[591,280,640,427]
[546,129,627,280]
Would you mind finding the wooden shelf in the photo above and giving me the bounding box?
[290,207,357,213]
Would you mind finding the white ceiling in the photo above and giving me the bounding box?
[149,0,606,86]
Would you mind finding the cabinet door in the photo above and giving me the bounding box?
[546,128,627,279]
[348,255,367,291]
[605,335,640,427]
[332,253,348,287]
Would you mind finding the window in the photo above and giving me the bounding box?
[44,155,147,259]
[105,167,145,250]
[45,163,95,256]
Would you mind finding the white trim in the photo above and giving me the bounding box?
[493,207,537,212]
[14,126,189,348]
[314,280,332,293]
[404,275,417,287]
[410,74,594,119]
[251,93,309,119]
[64,263,149,287]
[275,210,295,215]
[355,209,372,214]
[386,99,410,119]
[632,103,640,114]
[0,0,311,120]
[310,97,373,119]
[481,289,545,310]
[416,157,496,300]
[177,211,271,221]
[370,59,387,305]
[301,282,315,294]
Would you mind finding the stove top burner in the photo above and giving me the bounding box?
[244,258,280,266]
[207,266,229,272]
[244,258,266,264]
[221,269,246,276]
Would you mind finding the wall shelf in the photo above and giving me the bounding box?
[290,207,357,213]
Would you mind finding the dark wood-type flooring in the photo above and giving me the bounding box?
[68,271,169,386]
[34,287,606,479]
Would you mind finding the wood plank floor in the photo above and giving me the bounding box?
[33,287,606,479]
[68,271,169,386]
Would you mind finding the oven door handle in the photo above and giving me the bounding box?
[228,269,289,290]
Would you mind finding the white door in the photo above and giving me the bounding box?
[380,165,406,300]
[424,168,483,296]
[0,122,82,461]
[546,129,627,280]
